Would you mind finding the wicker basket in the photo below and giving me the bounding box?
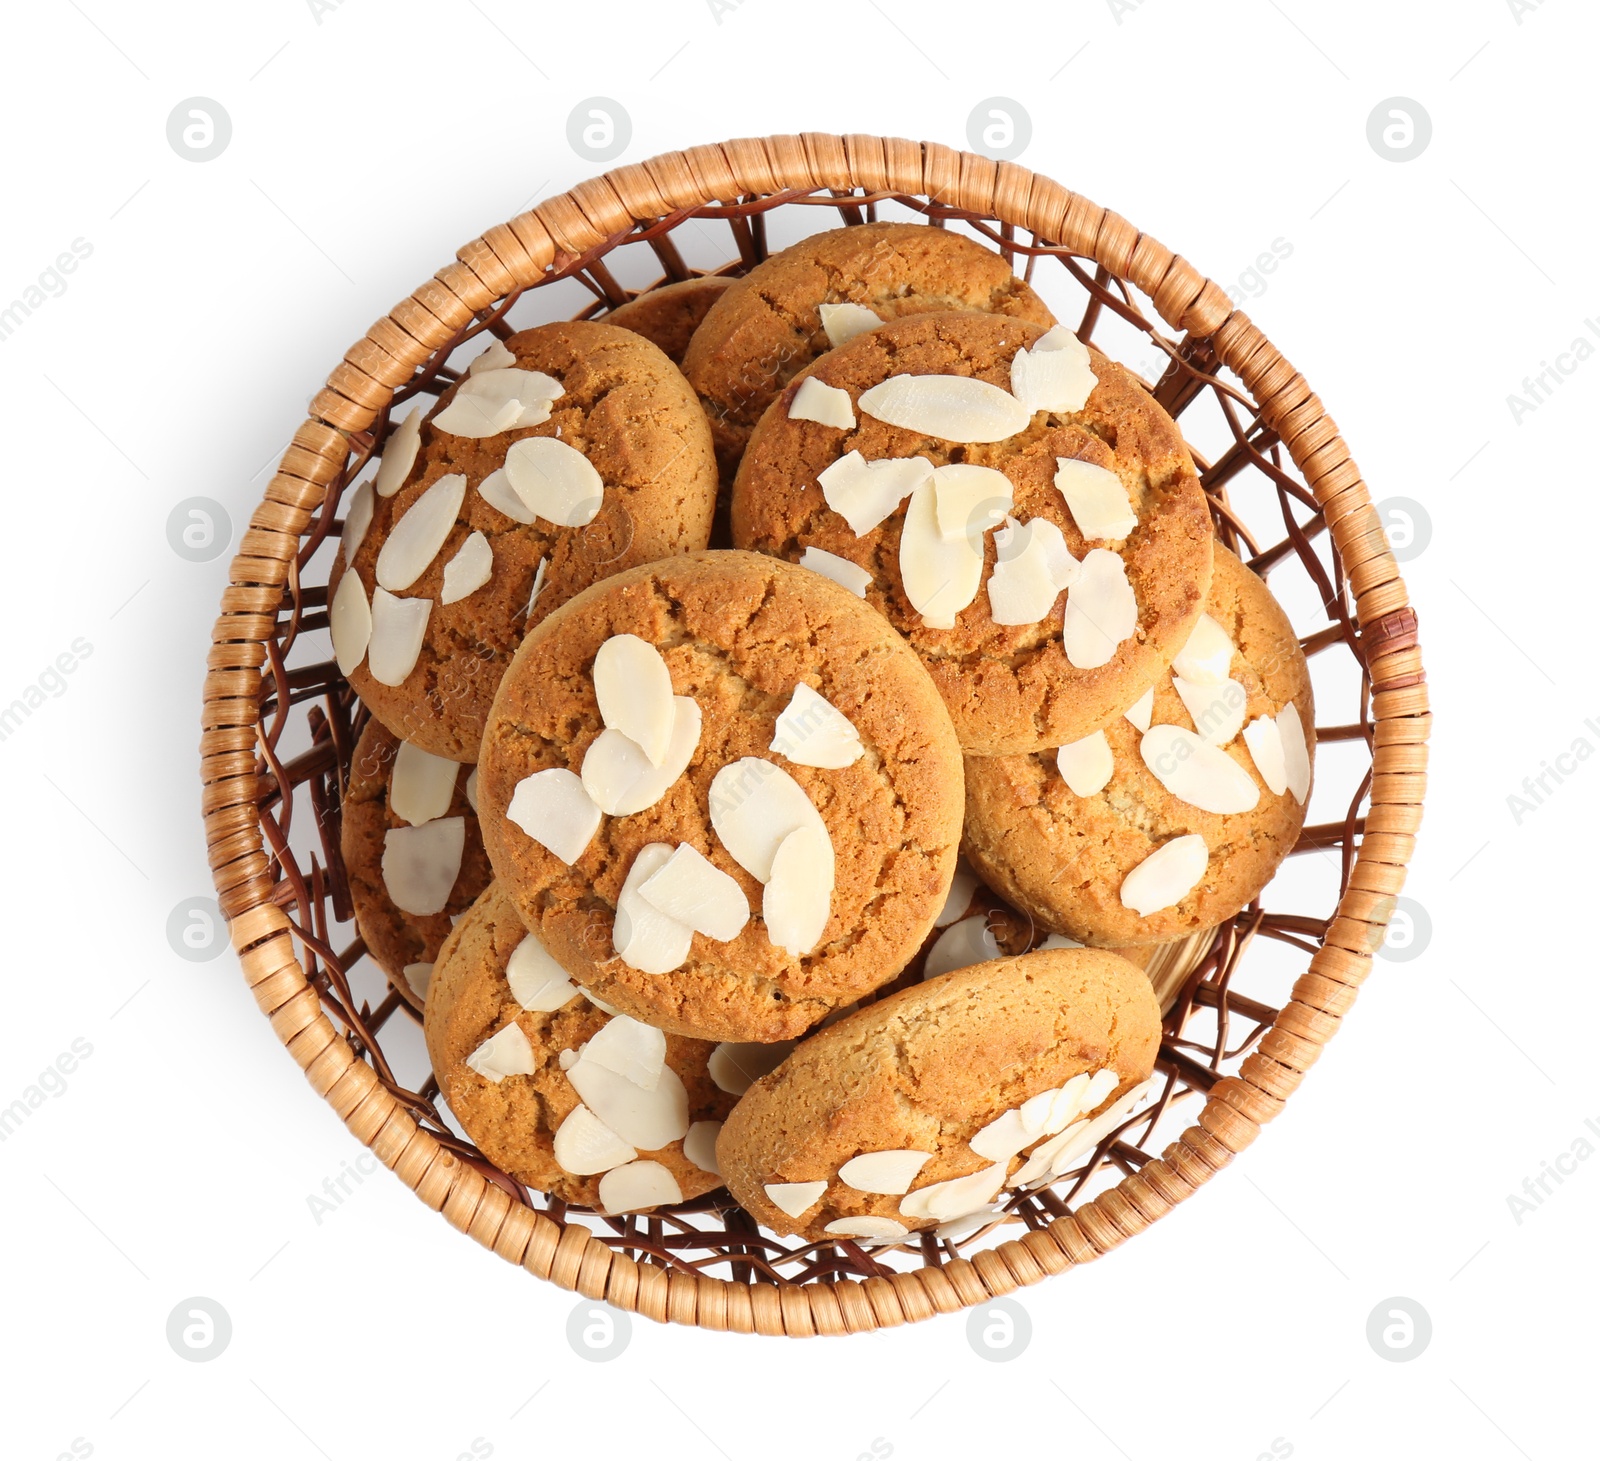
[200,133,1429,1337]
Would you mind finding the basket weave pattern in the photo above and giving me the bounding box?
[200,134,1429,1336]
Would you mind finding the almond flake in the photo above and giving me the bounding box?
[1120,834,1208,916]
[837,1150,934,1195]
[442,367,563,436]
[1242,716,1289,796]
[1018,1089,1055,1136]
[859,374,1031,443]
[582,1014,667,1091]
[558,1048,578,1070]
[765,1181,829,1219]
[503,436,604,526]
[709,1040,793,1096]
[899,1162,1008,1223]
[464,767,479,813]
[1140,724,1260,813]
[798,545,872,597]
[402,962,433,999]
[477,467,535,524]
[1016,1078,1158,1186]
[1010,328,1097,414]
[1061,548,1137,669]
[923,914,1000,981]
[709,758,827,883]
[1277,701,1312,805]
[373,407,421,497]
[933,1209,1004,1242]
[584,991,621,1015]
[683,1120,722,1175]
[819,301,882,346]
[1083,1067,1121,1111]
[390,739,460,825]
[581,697,701,816]
[987,516,1079,626]
[553,1105,636,1175]
[440,530,493,604]
[506,932,580,1012]
[1172,674,1248,746]
[366,587,431,686]
[770,682,863,769]
[1037,933,1083,951]
[330,570,371,676]
[1056,731,1114,796]
[932,463,1013,542]
[431,392,525,438]
[970,1109,1037,1162]
[818,450,932,535]
[935,864,979,928]
[1123,686,1155,732]
[381,818,463,915]
[1054,458,1137,541]
[599,1160,682,1214]
[468,337,516,375]
[824,1216,909,1240]
[506,768,602,865]
[638,843,750,942]
[568,1052,689,1150]
[763,824,835,957]
[526,556,548,618]
[1172,612,1234,684]
[593,634,675,767]
[1045,1072,1092,1132]
[341,481,375,563]
[900,479,983,629]
[464,1021,535,1083]
[614,843,695,974]
[376,474,466,592]
[788,376,855,429]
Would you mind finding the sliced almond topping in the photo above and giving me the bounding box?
[824,1216,909,1241]
[464,767,479,813]
[788,376,855,429]
[477,466,535,524]
[765,1180,828,1219]
[932,463,1013,542]
[1082,1067,1121,1111]
[638,843,750,942]
[599,1160,682,1214]
[526,556,548,618]
[582,1014,667,1091]
[1172,674,1248,746]
[340,480,375,563]
[1038,933,1083,951]
[933,1209,1004,1242]
[1056,731,1114,797]
[584,991,621,1015]
[593,634,675,767]
[390,739,460,825]
[762,824,835,957]
[553,1104,636,1175]
[440,530,493,605]
[770,682,863,769]
[558,1048,578,1070]
[818,450,933,535]
[1054,458,1137,541]
[430,392,525,438]
[709,1040,794,1096]
[1123,685,1155,732]
[923,914,1000,981]
[373,407,421,497]
[837,1150,934,1195]
[468,337,516,375]
[329,569,371,677]
[936,863,979,928]
[900,479,983,629]
[1010,328,1097,414]
[582,697,701,817]
[567,1051,689,1150]
[682,1120,722,1175]
[1046,1072,1092,1132]
[899,1162,1008,1223]
[1120,834,1208,916]
[1140,724,1260,814]
[506,768,602,865]
[506,932,580,1012]
[1277,701,1312,805]
[709,758,827,883]
[819,300,882,347]
[464,1021,535,1083]
[797,545,872,597]
[1018,1089,1055,1136]
[970,1109,1037,1162]
[1061,547,1138,669]
[376,474,466,592]
[381,817,463,915]
[858,373,1031,443]
[613,842,695,974]
[503,436,603,526]
[1172,612,1234,684]
[1242,716,1289,796]
[1014,1078,1158,1187]
[366,587,430,686]
[987,516,1079,626]
[402,962,433,999]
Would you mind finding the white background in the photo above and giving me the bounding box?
[1,1,1593,1457]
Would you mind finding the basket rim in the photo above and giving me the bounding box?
[200,131,1430,1338]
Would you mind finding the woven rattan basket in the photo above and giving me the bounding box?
[200,133,1429,1337]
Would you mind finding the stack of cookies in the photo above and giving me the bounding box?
[329,222,1314,1245]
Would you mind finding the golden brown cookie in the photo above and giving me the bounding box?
[605,276,734,364]
[474,550,966,1044]
[424,883,733,1210]
[715,947,1161,1242]
[731,310,1214,755]
[963,545,1314,946]
[331,320,718,761]
[340,718,490,1011]
[683,222,1055,482]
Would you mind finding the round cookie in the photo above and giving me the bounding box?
[331,320,718,761]
[424,883,733,1210]
[605,276,735,364]
[715,948,1161,1242]
[731,310,1214,755]
[341,717,490,1011]
[963,544,1314,946]
[475,550,966,1044]
[683,222,1055,481]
